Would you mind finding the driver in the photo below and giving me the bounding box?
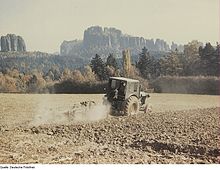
[113,88,118,99]
[118,81,126,96]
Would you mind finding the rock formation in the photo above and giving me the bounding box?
[0,34,26,52]
[60,26,183,57]
[60,40,82,56]
[171,42,184,52]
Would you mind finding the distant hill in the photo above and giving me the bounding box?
[60,26,184,58]
[0,51,87,73]
[0,28,185,73]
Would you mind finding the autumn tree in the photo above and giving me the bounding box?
[44,70,54,82]
[72,70,85,83]
[122,49,132,77]
[0,72,18,92]
[61,68,72,80]
[159,51,183,76]
[26,71,46,92]
[46,66,61,81]
[83,65,97,83]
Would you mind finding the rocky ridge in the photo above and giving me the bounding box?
[0,34,26,52]
[60,26,184,56]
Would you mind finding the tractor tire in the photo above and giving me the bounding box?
[124,96,140,116]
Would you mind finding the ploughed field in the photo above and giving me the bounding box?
[0,93,219,163]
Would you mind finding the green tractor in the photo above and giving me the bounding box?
[103,77,151,116]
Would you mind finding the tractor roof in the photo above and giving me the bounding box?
[110,77,139,83]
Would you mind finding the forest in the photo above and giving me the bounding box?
[0,40,219,94]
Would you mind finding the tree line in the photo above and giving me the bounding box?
[137,41,219,79]
[88,41,219,81]
[0,40,219,94]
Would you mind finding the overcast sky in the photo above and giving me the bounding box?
[0,0,218,53]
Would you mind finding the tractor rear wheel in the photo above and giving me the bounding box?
[124,96,140,116]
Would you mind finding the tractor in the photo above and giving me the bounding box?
[103,77,151,116]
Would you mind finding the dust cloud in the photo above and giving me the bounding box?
[30,98,111,126]
[73,103,111,122]
[30,98,69,126]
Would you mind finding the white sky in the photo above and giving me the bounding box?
[0,0,219,53]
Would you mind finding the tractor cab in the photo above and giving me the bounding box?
[106,77,140,102]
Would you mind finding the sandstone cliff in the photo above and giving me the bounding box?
[60,26,183,57]
[0,34,26,52]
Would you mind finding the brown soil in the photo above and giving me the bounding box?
[0,94,219,164]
